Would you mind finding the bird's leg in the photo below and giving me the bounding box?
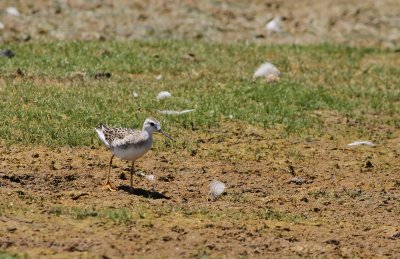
[130,161,135,190]
[103,154,116,191]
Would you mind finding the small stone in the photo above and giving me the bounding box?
[162,236,172,241]
[0,49,16,58]
[93,71,111,79]
[15,68,24,76]
[300,197,309,202]
[365,161,374,168]
[288,177,306,185]
[7,227,17,233]
[119,172,127,180]
[325,239,340,246]
[390,232,400,240]
[206,243,216,250]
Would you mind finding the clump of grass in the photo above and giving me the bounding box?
[72,208,99,220]
[0,251,28,259]
[103,208,132,223]
[47,206,133,222]
[261,208,307,223]
[346,188,363,198]
[308,189,331,199]
[47,207,63,216]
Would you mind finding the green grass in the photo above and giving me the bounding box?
[104,208,132,222]
[43,204,308,224]
[261,208,307,222]
[0,41,398,146]
[48,206,133,223]
[0,252,27,259]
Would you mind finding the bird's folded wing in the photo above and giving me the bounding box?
[107,128,146,147]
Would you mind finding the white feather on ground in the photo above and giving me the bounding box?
[6,7,20,16]
[139,172,155,181]
[347,141,375,147]
[265,16,281,33]
[253,62,281,82]
[157,109,195,115]
[209,180,226,201]
[156,91,172,100]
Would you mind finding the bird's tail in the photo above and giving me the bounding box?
[95,124,110,147]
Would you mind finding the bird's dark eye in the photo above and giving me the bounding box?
[150,122,155,127]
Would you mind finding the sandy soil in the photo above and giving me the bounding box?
[0,0,399,48]
[0,121,399,257]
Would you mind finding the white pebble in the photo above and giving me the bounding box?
[156,74,163,80]
[132,91,139,98]
[156,91,172,100]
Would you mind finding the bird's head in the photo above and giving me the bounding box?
[143,117,174,140]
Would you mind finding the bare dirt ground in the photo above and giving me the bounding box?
[0,120,399,257]
[0,0,399,48]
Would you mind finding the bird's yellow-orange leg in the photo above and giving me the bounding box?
[103,154,116,191]
[130,161,135,190]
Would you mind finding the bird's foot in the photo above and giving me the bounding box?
[102,182,117,192]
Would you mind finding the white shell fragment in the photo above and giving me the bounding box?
[253,62,281,82]
[209,180,226,201]
[156,91,172,100]
[6,7,20,16]
[347,141,375,147]
[265,16,281,33]
[157,109,195,115]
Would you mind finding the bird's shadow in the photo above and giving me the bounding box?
[118,185,170,200]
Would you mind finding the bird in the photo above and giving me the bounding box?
[95,117,173,191]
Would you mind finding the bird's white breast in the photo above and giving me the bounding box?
[112,140,152,161]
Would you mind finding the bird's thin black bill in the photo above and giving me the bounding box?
[159,130,174,141]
